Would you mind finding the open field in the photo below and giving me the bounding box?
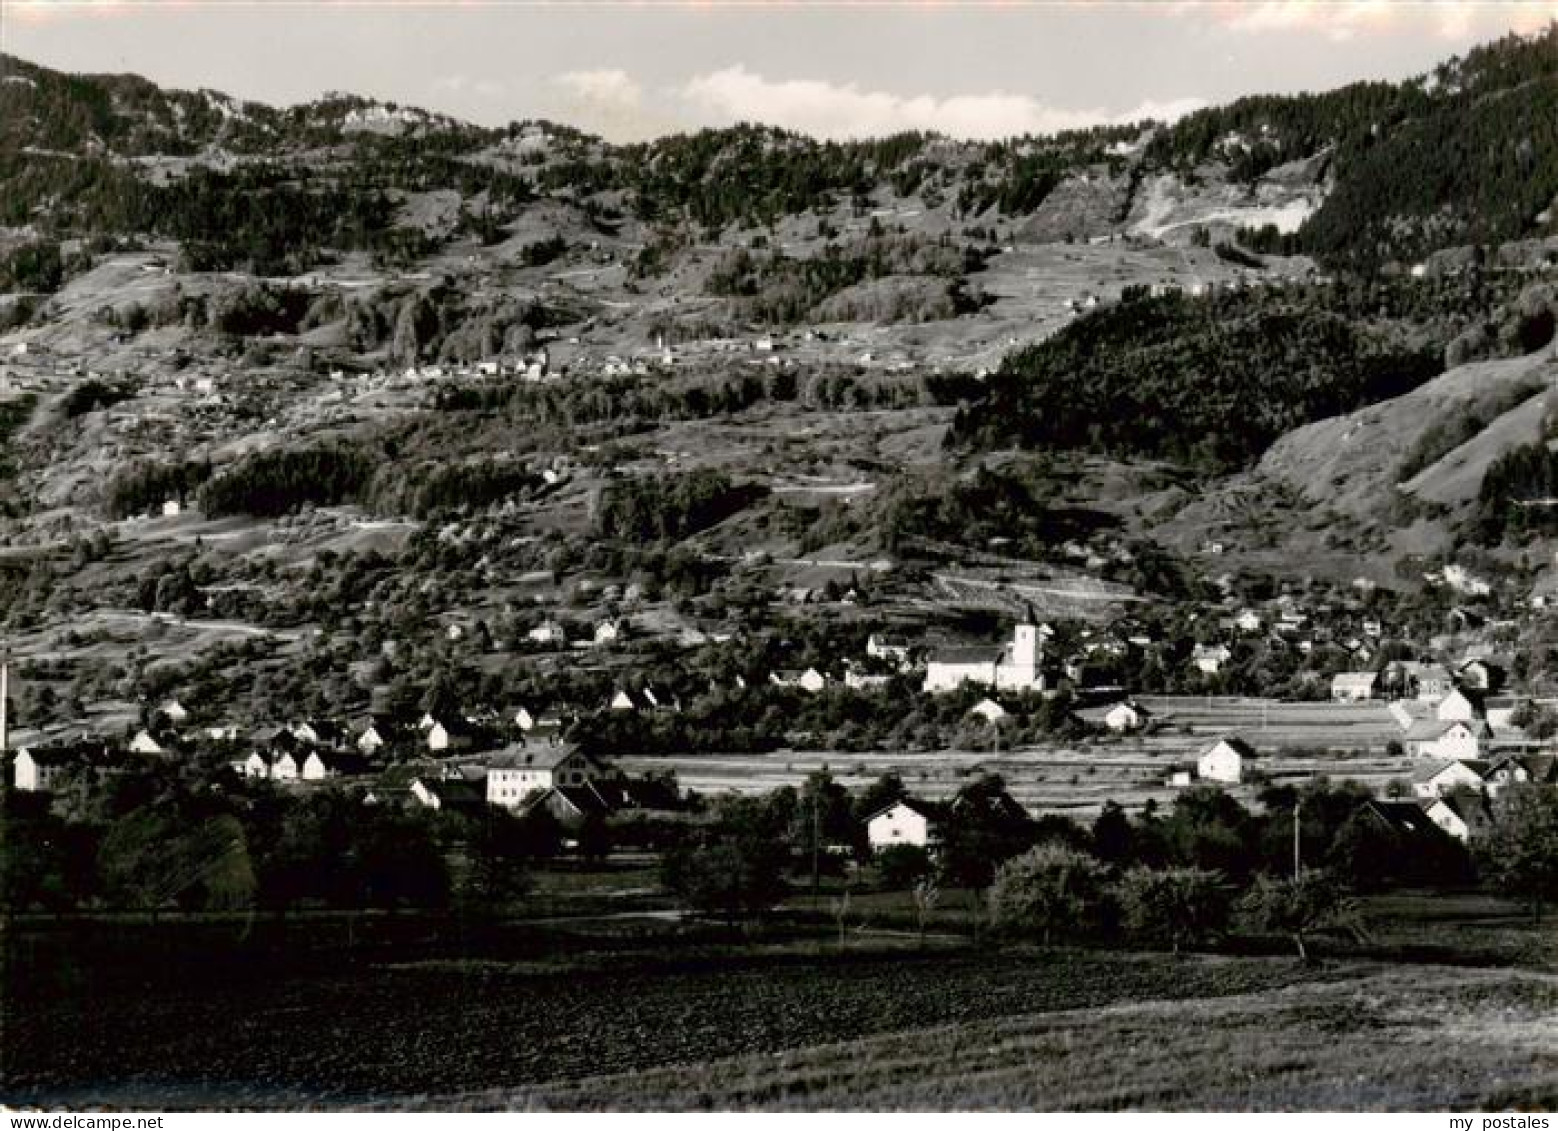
[0,924,1412,1108]
[472,964,1558,1111]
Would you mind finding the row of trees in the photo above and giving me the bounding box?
[0,761,561,916]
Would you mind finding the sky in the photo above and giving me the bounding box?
[4,1,1558,142]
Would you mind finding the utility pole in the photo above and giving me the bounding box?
[810,790,821,910]
[1292,797,1303,881]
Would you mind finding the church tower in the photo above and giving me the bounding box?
[1003,604,1044,690]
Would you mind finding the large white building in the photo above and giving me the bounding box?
[923,612,1046,694]
[485,745,602,808]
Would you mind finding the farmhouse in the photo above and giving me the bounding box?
[923,612,1046,694]
[865,798,945,852]
[1198,736,1255,784]
[485,745,603,807]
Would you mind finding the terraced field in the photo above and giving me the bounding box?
[621,697,1418,817]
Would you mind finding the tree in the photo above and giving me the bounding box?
[1117,867,1232,955]
[1091,800,1135,866]
[937,774,1034,892]
[1239,871,1362,962]
[457,807,535,914]
[987,844,1114,945]
[1477,784,1558,922]
[874,843,932,889]
[660,832,790,925]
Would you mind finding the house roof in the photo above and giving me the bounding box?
[485,743,592,771]
[928,646,1004,666]
[1411,758,1490,784]
[415,778,484,807]
[1487,753,1558,782]
[308,751,372,775]
[1404,718,1491,742]
[1331,671,1378,688]
[1427,793,1497,835]
[865,796,947,825]
[1362,799,1444,839]
[530,784,613,819]
[1202,735,1257,760]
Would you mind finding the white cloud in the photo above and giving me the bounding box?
[1189,1,1558,43]
[675,66,1204,141]
[431,75,505,100]
[556,69,644,111]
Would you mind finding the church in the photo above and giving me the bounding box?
[922,610,1047,694]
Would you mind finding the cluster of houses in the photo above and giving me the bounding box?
[7,692,686,833]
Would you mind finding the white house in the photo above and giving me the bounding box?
[527,620,566,646]
[1436,688,1485,724]
[1412,758,1487,799]
[128,729,165,756]
[1330,671,1378,703]
[302,751,369,781]
[485,745,603,808]
[357,718,398,753]
[1403,718,1487,761]
[866,633,913,667]
[426,718,475,753]
[13,747,71,792]
[1102,701,1150,733]
[1485,753,1557,795]
[1198,736,1255,784]
[865,798,943,852]
[771,668,828,693]
[1420,795,1487,842]
[409,777,484,812]
[594,619,624,646]
[923,613,1046,694]
[1190,644,1232,676]
[609,689,638,711]
[157,699,190,725]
